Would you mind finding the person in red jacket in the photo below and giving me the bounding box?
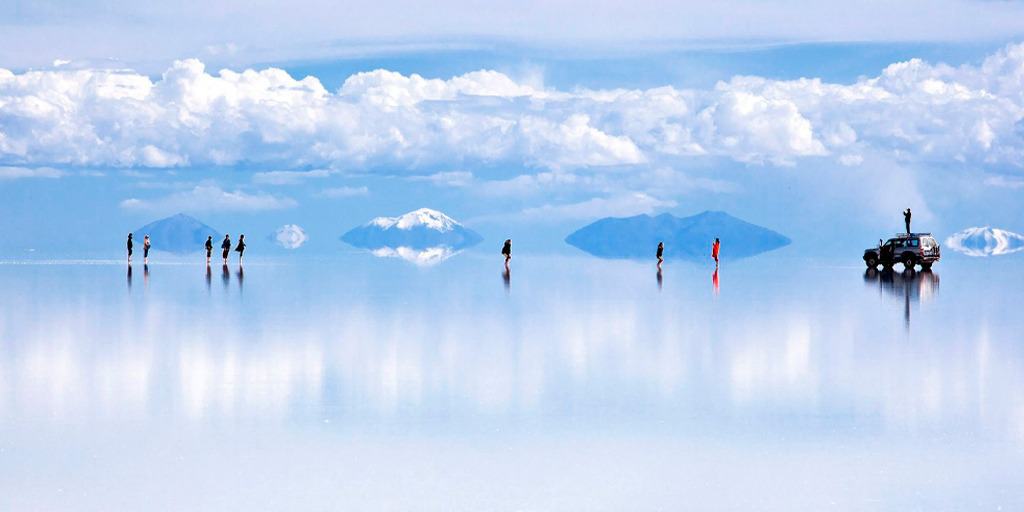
[711,237,720,266]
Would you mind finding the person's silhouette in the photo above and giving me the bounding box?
[656,241,664,269]
[126,233,133,263]
[711,238,720,267]
[904,208,912,234]
[205,235,213,265]
[501,239,512,269]
[221,234,232,264]
[235,234,246,263]
[143,234,151,264]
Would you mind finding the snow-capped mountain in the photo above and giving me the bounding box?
[945,227,1024,257]
[369,208,460,232]
[565,210,790,260]
[342,208,482,254]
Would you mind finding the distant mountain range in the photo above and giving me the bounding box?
[341,208,482,264]
[565,211,790,260]
[133,213,221,254]
[945,227,1024,257]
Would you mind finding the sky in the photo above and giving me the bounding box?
[2,1,1024,257]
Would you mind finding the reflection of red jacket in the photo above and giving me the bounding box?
[712,241,720,259]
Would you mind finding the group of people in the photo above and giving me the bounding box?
[126,233,247,265]
[654,238,721,269]
[125,233,151,264]
[205,234,246,265]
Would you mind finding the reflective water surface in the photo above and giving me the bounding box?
[1,254,1022,510]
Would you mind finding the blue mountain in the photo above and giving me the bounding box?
[565,211,790,260]
[133,213,222,254]
[341,208,483,250]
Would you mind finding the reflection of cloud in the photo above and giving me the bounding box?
[370,246,458,266]
[120,184,296,213]
[946,227,1024,257]
[273,224,308,249]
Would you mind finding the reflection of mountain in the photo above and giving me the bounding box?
[341,208,482,264]
[864,268,940,326]
[133,213,222,254]
[945,226,1024,257]
[370,246,459,266]
[565,211,790,260]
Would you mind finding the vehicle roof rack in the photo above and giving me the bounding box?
[894,232,931,237]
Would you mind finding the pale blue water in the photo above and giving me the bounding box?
[0,253,1022,510]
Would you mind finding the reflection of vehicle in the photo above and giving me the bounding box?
[864,267,940,327]
[863,233,941,270]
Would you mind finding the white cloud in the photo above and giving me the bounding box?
[120,184,297,213]
[409,171,474,188]
[4,44,1024,176]
[319,186,369,198]
[252,169,331,185]
[518,192,677,222]
[945,227,1024,257]
[0,166,65,180]
[985,175,1024,189]
[273,224,308,249]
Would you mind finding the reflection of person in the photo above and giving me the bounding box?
[656,242,664,268]
[143,235,151,264]
[127,233,133,263]
[221,234,231,264]
[235,234,246,263]
[657,268,663,290]
[904,208,912,234]
[205,265,212,292]
[221,263,230,289]
[205,236,213,265]
[712,267,720,294]
[711,238,720,266]
[502,267,510,293]
[502,239,512,268]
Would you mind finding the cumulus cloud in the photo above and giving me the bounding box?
[318,186,369,198]
[4,44,1024,174]
[945,227,1024,257]
[0,166,65,179]
[518,192,677,222]
[273,224,308,249]
[120,184,297,213]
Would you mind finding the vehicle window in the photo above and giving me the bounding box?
[921,237,936,249]
[911,239,919,247]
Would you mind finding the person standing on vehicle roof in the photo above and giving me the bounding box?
[904,208,912,234]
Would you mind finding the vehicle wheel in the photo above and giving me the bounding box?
[920,262,932,271]
[865,256,878,269]
[901,253,916,270]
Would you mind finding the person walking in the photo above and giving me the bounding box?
[221,234,232,264]
[711,237,721,267]
[205,236,213,265]
[143,235,151,264]
[126,233,133,264]
[904,208,912,234]
[235,234,246,263]
[501,239,512,268]
[656,241,664,269]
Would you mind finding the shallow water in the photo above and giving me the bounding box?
[0,253,1022,511]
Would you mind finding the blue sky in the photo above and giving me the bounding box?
[2,1,1024,257]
